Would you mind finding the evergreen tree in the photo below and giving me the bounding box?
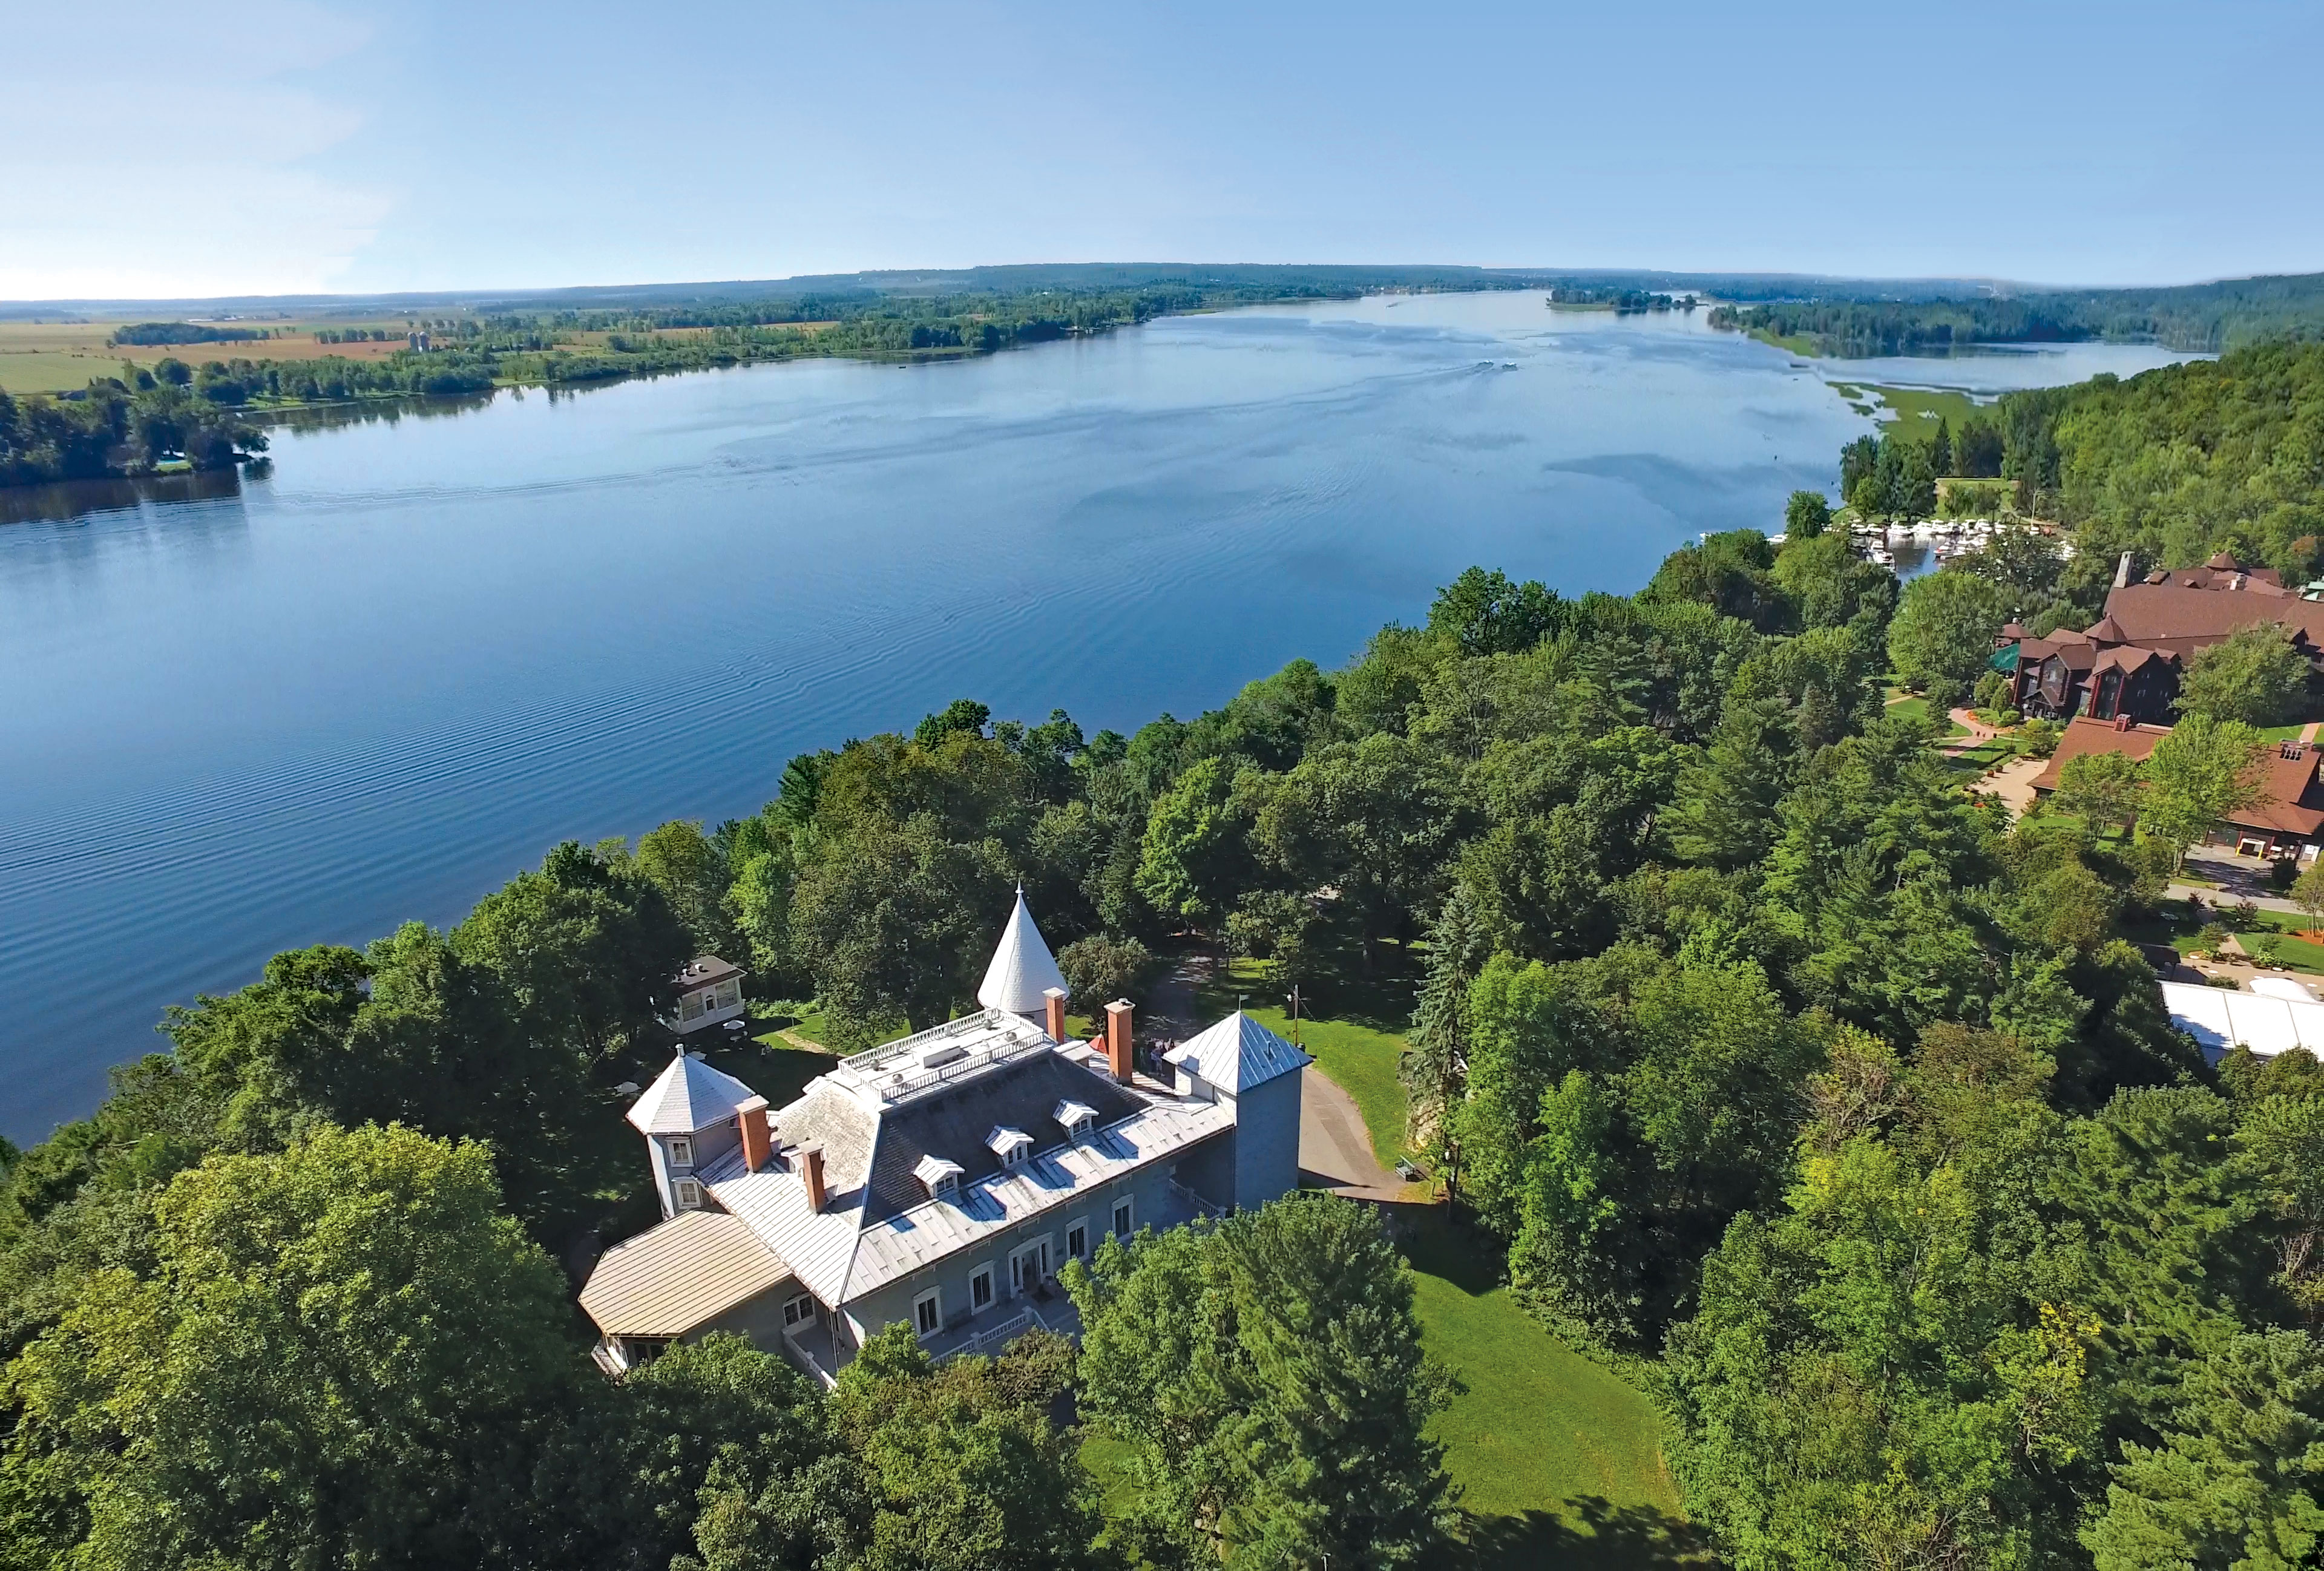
[1402,887,1489,1196]
[1066,1195,1460,1568]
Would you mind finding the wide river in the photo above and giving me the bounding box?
[0,292,2196,1138]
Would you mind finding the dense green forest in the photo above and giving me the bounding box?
[1546,286,1700,313]
[1836,339,2324,599]
[5,488,2317,1566]
[1710,271,2324,355]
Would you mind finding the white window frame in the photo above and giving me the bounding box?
[1112,1195,1134,1240]
[674,1178,703,1210]
[913,1288,942,1339]
[782,1293,815,1328]
[970,1262,995,1310]
[1065,1217,1089,1262]
[668,1135,694,1169]
[1009,1237,1052,1296]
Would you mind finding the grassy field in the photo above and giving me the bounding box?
[1077,1208,1696,1566]
[1944,732,2036,776]
[0,318,419,395]
[1884,690,1972,738]
[696,1030,838,1106]
[1400,1213,1697,1564]
[1747,326,1820,357]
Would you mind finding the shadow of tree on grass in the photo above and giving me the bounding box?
[1465,1498,1718,1570]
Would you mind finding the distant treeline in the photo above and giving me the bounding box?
[2,275,1523,489]
[1828,338,2324,591]
[108,322,271,347]
[1712,271,2324,356]
[1546,286,1699,313]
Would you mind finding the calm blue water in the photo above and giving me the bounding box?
[0,293,2194,1138]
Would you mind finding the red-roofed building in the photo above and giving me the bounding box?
[2029,717,2324,861]
[2007,552,2324,724]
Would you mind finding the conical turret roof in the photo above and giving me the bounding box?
[977,889,1069,1014]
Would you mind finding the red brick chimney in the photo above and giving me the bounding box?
[1105,999,1134,1083]
[798,1144,826,1212]
[737,1095,771,1172]
[1043,986,1068,1044]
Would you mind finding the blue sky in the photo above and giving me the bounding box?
[7,0,2320,300]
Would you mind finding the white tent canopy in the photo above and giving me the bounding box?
[2162,980,2324,1061]
[976,889,1069,1015]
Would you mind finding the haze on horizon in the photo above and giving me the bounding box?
[5,0,2320,302]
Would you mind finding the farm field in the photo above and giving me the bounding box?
[0,319,420,394]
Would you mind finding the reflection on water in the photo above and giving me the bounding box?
[0,295,2189,1138]
[0,467,249,526]
[1814,339,2204,395]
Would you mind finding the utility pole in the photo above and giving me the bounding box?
[1285,984,1303,1049]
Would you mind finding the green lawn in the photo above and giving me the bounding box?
[1748,327,1821,357]
[1399,1214,1698,1564]
[1078,1212,1699,1567]
[1945,734,2028,776]
[1201,957,1413,1165]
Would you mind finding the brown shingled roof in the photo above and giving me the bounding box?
[2099,584,2324,648]
[2029,719,2324,840]
[2027,717,2171,793]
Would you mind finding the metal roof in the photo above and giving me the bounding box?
[2164,980,2324,1061]
[578,1210,792,1337]
[847,1097,1236,1299]
[1164,1011,1311,1094]
[976,891,1069,1015]
[701,1034,1216,1307]
[626,1052,760,1135]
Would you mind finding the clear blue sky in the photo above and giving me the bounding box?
[7,0,2319,300]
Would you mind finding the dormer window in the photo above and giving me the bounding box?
[668,1136,694,1170]
[1053,1100,1097,1140]
[914,1153,963,1200]
[986,1126,1034,1168]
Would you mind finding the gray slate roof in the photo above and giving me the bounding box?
[859,1051,1144,1224]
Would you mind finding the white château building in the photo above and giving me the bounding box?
[579,893,1309,1382]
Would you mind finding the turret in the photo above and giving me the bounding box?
[623,1051,759,1217]
[976,887,1069,1031]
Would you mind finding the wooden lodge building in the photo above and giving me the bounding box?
[2027,716,2324,862]
[2005,553,2324,725]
